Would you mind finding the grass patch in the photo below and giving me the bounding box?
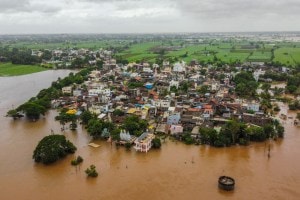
[0,62,47,76]
[248,51,272,62]
[273,47,300,66]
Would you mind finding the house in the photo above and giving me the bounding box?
[143,67,153,73]
[62,86,72,94]
[169,124,184,135]
[211,81,220,91]
[73,89,82,97]
[203,104,214,119]
[134,132,155,153]
[173,61,186,73]
[242,113,272,126]
[253,69,265,82]
[167,113,181,125]
[243,102,260,112]
[155,99,171,111]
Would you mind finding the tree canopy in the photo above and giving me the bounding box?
[33,135,77,164]
[234,72,258,97]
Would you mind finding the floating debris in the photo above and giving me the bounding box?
[88,143,101,148]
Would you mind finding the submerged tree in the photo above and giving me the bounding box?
[17,102,46,120]
[152,137,161,149]
[85,165,98,177]
[33,135,77,164]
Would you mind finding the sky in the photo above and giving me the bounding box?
[0,0,299,34]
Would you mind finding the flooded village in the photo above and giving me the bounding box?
[1,40,300,200]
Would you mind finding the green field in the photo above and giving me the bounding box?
[7,40,130,50]
[2,38,300,67]
[273,47,300,66]
[115,40,300,66]
[248,51,272,62]
[0,63,47,76]
[117,42,161,62]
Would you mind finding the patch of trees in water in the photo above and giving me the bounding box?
[33,135,77,164]
[176,120,284,147]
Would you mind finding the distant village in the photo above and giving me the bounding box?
[31,47,298,152]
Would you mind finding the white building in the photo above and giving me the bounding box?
[73,89,82,97]
[120,130,132,142]
[134,132,155,153]
[88,88,111,97]
[242,102,260,112]
[154,99,171,109]
[253,69,265,82]
[173,61,186,73]
[62,86,72,94]
[143,67,153,73]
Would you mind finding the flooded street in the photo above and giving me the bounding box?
[0,72,300,200]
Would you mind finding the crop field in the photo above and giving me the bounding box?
[8,40,130,50]
[248,51,272,62]
[116,40,300,66]
[2,38,300,67]
[0,63,47,76]
[117,42,161,62]
[273,47,300,66]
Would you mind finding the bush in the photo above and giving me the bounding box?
[183,134,195,145]
[85,165,98,177]
[33,135,77,164]
[152,138,161,148]
[125,142,131,150]
[239,138,249,146]
[71,156,84,166]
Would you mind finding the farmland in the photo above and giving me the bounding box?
[116,40,300,67]
[1,34,300,67]
[273,47,300,66]
[0,63,47,76]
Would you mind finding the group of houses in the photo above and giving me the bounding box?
[49,48,288,152]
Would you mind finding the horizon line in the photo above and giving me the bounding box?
[1,31,300,36]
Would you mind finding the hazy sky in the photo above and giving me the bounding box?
[0,0,299,34]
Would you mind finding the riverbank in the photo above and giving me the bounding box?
[0,62,48,76]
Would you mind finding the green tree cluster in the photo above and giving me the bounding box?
[122,115,148,137]
[87,119,114,139]
[286,73,300,95]
[151,137,161,148]
[234,72,258,97]
[85,165,98,177]
[55,109,77,129]
[199,120,284,147]
[33,135,77,164]
[71,156,83,166]
[0,47,41,65]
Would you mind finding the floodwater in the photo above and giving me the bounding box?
[0,72,300,200]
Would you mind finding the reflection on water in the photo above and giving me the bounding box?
[0,72,300,200]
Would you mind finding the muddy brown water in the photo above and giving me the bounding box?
[0,72,300,200]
